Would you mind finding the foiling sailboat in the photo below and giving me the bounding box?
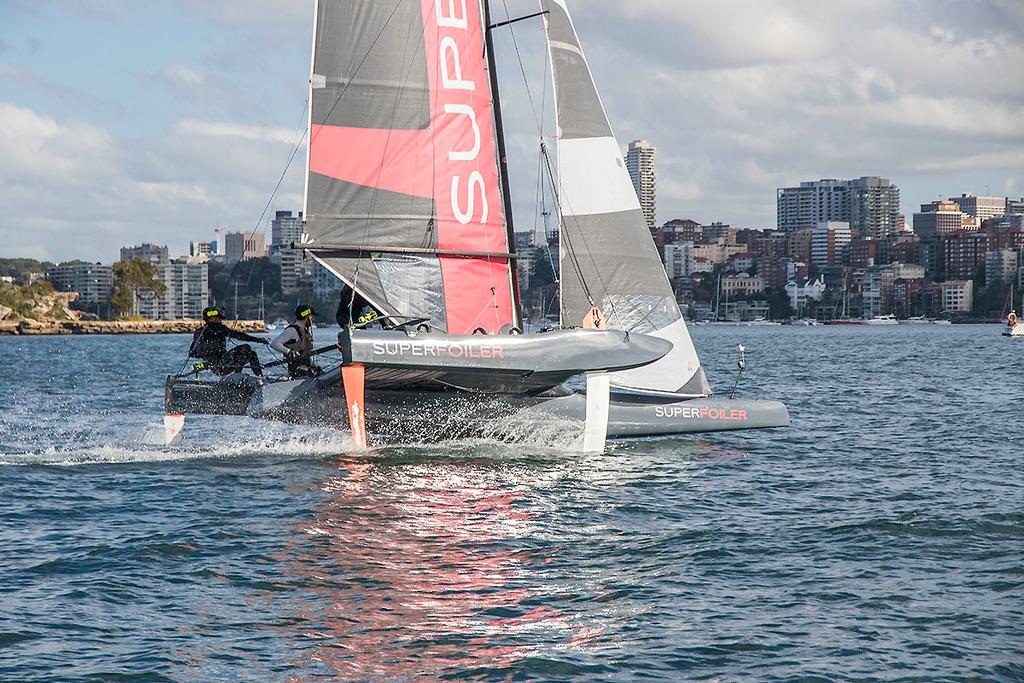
[164,0,789,449]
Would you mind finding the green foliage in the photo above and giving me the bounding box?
[0,281,59,320]
[764,287,795,319]
[111,259,166,317]
[0,257,56,284]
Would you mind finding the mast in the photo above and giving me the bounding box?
[482,0,523,329]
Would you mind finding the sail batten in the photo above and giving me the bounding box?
[541,0,709,394]
[303,0,517,334]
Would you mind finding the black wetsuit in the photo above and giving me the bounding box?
[189,323,265,376]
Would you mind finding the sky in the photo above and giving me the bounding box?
[1,0,1022,263]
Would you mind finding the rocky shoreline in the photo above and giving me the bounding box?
[0,319,266,336]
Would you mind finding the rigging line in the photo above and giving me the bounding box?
[214,98,308,305]
[498,0,544,137]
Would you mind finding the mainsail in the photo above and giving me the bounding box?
[303,0,518,334]
[540,0,710,395]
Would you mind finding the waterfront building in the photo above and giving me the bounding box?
[951,194,1006,223]
[223,232,267,265]
[942,231,992,280]
[120,243,169,265]
[785,276,826,312]
[893,279,942,318]
[941,280,973,313]
[721,273,765,298]
[664,241,694,279]
[985,248,1019,285]
[45,262,113,309]
[625,139,656,230]
[857,267,897,318]
[777,177,900,239]
[719,300,770,322]
[137,259,208,320]
[1006,198,1024,215]
[811,221,852,268]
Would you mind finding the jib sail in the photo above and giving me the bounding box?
[540,0,710,395]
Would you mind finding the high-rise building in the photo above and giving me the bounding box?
[810,221,852,267]
[625,139,656,230]
[137,259,209,320]
[223,232,267,264]
[271,210,307,293]
[941,231,992,280]
[120,243,169,265]
[951,194,1006,223]
[913,200,977,241]
[1006,198,1024,216]
[46,262,113,308]
[776,177,901,239]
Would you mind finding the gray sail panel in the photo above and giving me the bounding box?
[311,0,429,130]
[543,2,612,140]
[305,173,438,249]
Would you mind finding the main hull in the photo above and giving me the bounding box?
[166,372,789,441]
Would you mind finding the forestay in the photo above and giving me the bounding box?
[540,0,710,395]
[303,0,518,334]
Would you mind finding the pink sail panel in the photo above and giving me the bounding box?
[308,0,514,334]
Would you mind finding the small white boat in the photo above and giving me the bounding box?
[931,319,952,325]
[746,317,782,326]
[863,314,898,325]
[791,318,820,326]
[1004,322,1024,336]
[899,316,930,325]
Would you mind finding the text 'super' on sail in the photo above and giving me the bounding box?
[541,0,710,395]
[303,0,518,334]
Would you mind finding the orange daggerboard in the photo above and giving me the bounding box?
[341,364,367,449]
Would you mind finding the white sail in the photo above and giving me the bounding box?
[541,0,709,395]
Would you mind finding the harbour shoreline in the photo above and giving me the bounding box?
[0,319,265,336]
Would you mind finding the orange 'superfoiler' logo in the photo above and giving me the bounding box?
[655,405,749,420]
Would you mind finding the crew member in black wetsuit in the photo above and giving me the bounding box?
[270,304,320,378]
[188,307,267,376]
[335,285,382,365]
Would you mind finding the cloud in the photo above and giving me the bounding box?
[0,102,305,262]
[173,119,300,145]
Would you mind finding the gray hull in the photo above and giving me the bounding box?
[165,327,789,441]
[242,375,789,440]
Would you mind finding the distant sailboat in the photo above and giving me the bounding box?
[164,0,789,446]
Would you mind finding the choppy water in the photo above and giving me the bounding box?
[1,326,1021,682]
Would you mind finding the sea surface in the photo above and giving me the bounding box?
[0,325,1021,682]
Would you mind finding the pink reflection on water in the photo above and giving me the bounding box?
[277,454,579,680]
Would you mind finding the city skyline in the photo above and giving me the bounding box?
[2,1,1022,262]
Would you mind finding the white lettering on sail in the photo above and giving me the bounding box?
[436,0,467,29]
[451,172,488,224]
[439,37,474,91]
[443,103,480,161]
